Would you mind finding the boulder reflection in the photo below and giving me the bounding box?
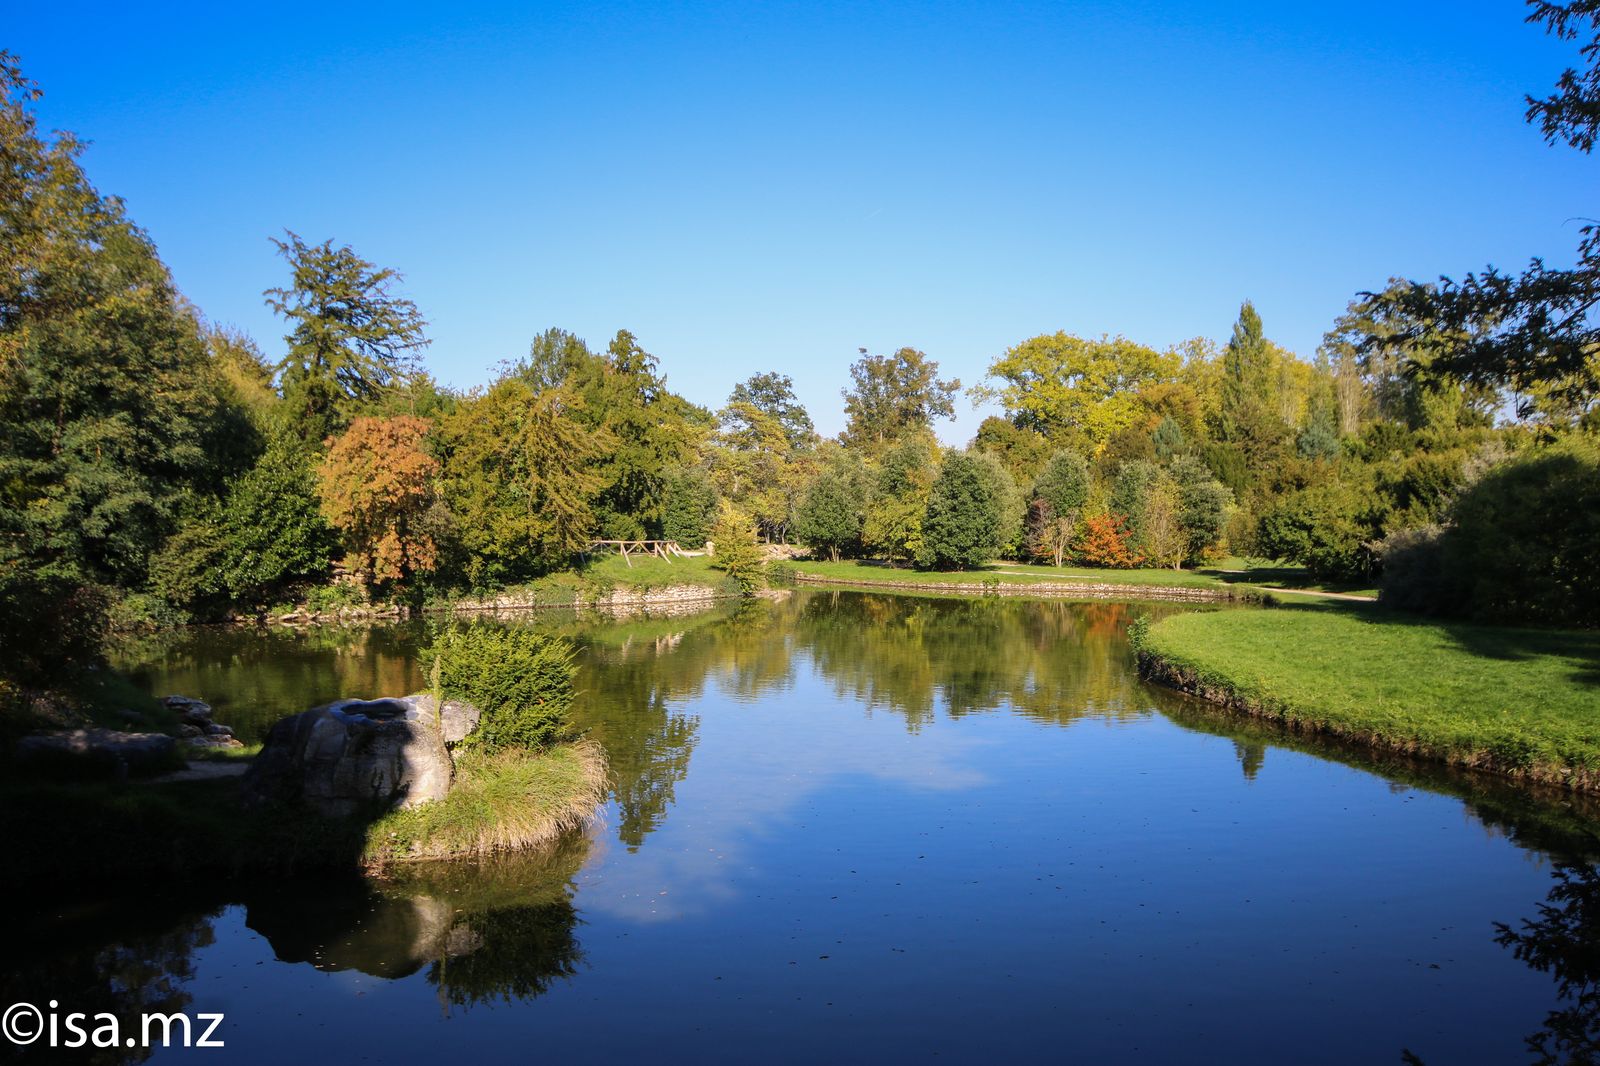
[245,833,589,1006]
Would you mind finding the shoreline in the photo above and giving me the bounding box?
[1135,613,1600,795]
[792,571,1254,604]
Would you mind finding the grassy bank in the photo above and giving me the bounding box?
[364,741,607,867]
[1136,602,1600,789]
[789,559,1256,604]
[434,552,739,612]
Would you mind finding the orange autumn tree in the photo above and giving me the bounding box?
[316,415,440,587]
[1076,513,1145,569]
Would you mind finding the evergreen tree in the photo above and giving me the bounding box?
[661,466,719,549]
[1218,300,1277,444]
[265,231,430,442]
[222,431,337,604]
[916,452,1001,570]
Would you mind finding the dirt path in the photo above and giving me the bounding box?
[149,760,250,784]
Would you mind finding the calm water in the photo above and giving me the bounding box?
[14,591,1600,1063]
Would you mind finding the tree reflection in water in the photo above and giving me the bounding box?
[1497,858,1600,1064]
[1,902,217,1065]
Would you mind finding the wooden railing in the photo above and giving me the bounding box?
[586,539,692,566]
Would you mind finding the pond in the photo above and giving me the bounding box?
[14,590,1600,1063]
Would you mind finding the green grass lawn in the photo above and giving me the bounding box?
[580,550,726,590]
[1138,601,1600,786]
[791,558,1229,589]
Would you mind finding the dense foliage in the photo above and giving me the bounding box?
[5,0,1600,708]
[428,623,577,751]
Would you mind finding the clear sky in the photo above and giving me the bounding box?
[10,1,1594,440]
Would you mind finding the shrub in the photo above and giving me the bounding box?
[1375,525,1453,615]
[709,502,765,592]
[1077,513,1145,569]
[428,623,577,750]
[1256,479,1386,583]
[1438,439,1600,627]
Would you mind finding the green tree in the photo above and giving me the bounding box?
[264,232,430,442]
[564,329,710,538]
[709,502,764,592]
[863,437,936,563]
[517,327,595,392]
[973,450,1025,559]
[1257,478,1387,583]
[728,371,815,448]
[972,415,1053,486]
[1357,3,1600,421]
[916,451,1001,570]
[0,56,253,672]
[795,458,869,561]
[1030,450,1091,566]
[712,399,808,543]
[438,381,609,586]
[841,347,960,448]
[221,431,337,605]
[1110,460,1162,552]
[976,333,1179,453]
[1217,301,1280,443]
[661,466,719,549]
[1169,455,1233,564]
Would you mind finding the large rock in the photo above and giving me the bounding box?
[16,728,178,777]
[241,696,453,818]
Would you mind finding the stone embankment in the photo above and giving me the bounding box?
[441,583,731,615]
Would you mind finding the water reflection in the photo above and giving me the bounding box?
[2,901,217,1065]
[244,835,590,1007]
[59,591,1600,1061]
[1497,860,1600,1064]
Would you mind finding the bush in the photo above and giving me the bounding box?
[428,623,577,751]
[1438,439,1600,627]
[1077,513,1145,568]
[1375,525,1452,615]
[709,502,765,592]
[1256,479,1386,583]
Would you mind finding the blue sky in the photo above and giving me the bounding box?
[11,1,1594,439]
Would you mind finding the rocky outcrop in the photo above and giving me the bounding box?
[442,583,730,616]
[163,694,245,752]
[241,696,453,818]
[16,728,178,777]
